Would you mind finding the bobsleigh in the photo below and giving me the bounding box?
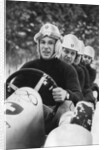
[5,68,99,149]
[5,68,60,149]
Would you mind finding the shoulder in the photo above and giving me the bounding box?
[21,59,40,68]
[80,64,88,73]
[58,59,76,72]
[73,65,85,79]
[75,65,84,74]
[78,65,85,74]
[86,65,96,73]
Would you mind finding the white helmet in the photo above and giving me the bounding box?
[34,23,61,42]
[78,40,85,55]
[62,34,79,52]
[84,46,95,60]
[34,23,62,58]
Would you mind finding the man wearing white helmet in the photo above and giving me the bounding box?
[82,46,99,101]
[73,39,94,104]
[60,34,95,131]
[60,34,86,91]
[82,46,96,84]
[13,23,83,134]
[75,40,96,105]
[60,35,95,105]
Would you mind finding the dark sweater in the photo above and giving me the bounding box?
[13,58,83,106]
[73,64,85,91]
[86,65,96,86]
[79,63,95,105]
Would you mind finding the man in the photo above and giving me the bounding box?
[59,34,95,131]
[82,46,96,85]
[12,23,82,133]
[75,40,96,105]
[82,46,99,101]
[60,34,85,90]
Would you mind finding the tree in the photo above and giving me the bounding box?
[6,1,99,68]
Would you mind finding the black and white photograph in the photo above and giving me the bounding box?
[1,0,102,149]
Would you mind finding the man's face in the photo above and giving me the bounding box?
[39,36,56,59]
[61,47,77,64]
[74,55,81,65]
[82,55,92,65]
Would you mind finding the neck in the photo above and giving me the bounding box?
[40,57,57,62]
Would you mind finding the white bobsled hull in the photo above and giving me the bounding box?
[44,124,92,147]
[5,87,45,149]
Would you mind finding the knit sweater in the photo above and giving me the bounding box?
[86,65,96,86]
[79,63,95,105]
[73,64,85,90]
[13,58,83,106]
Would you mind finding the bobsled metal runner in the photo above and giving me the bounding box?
[5,23,98,149]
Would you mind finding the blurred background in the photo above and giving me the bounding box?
[5,0,99,83]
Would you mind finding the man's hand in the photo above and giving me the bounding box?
[52,87,69,102]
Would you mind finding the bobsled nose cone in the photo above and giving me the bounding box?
[5,87,45,149]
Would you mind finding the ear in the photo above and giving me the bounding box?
[36,42,41,59]
[55,40,62,58]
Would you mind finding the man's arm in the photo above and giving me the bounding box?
[64,65,83,105]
